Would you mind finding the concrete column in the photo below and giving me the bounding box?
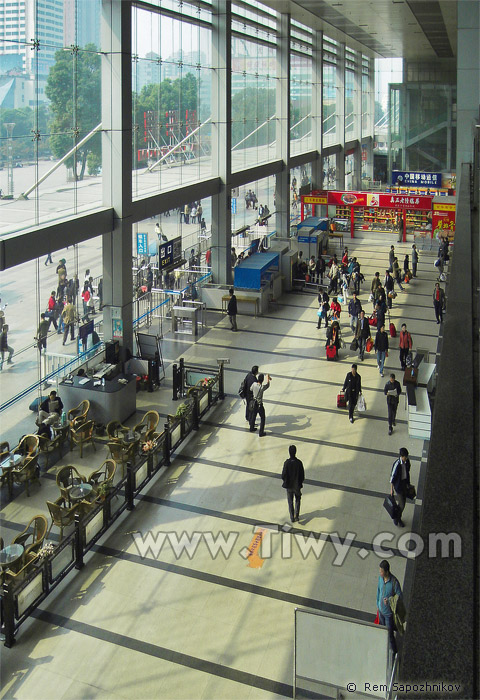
[101,0,133,356]
[456,0,479,196]
[275,12,291,237]
[311,30,323,190]
[211,0,232,285]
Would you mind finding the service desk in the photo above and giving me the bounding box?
[59,374,136,425]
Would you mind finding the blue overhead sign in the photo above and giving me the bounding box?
[392,171,442,187]
[231,198,237,214]
[137,232,148,256]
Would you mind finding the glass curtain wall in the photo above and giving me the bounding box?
[0,0,103,236]
[345,48,356,141]
[290,20,313,156]
[231,2,277,172]
[131,2,213,199]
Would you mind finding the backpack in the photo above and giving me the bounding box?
[238,378,247,399]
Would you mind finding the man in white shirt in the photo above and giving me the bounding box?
[249,373,271,437]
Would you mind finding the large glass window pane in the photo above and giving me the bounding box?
[323,63,336,146]
[290,53,312,155]
[0,0,104,238]
[132,5,212,200]
[231,31,277,172]
[345,69,355,139]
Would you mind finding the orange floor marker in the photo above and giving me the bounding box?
[245,528,267,568]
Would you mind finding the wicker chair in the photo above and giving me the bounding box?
[0,440,10,456]
[108,441,137,477]
[12,514,48,557]
[47,497,82,541]
[106,420,130,442]
[12,434,40,459]
[38,426,69,470]
[133,410,160,443]
[67,399,90,429]
[56,465,87,503]
[70,420,96,458]
[11,454,40,496]
[88,459,116,490]
[4,552,39,582]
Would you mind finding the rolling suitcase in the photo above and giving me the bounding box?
[337,391,346,408]
[326,345,337,361]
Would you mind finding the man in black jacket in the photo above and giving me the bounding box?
[282,445,305,522]
[342,364,362,423]
[243,365,259,422]
[384,271,394,309]
[389,447,411,527]
[384,373,402,435]
[348,293,362,333]
[355,310,370,361]
[227,287,238,331]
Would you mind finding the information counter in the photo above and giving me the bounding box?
[59,374,136,424]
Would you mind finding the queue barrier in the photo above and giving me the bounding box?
[1,361,224,648]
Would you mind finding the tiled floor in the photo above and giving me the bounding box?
[0,236,442,699]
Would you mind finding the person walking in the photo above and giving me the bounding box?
[281,445,305,523]
[433,282,446,324]
[0,324,14,369]
[315,255,325,285]
[355,310,370,361]
[330,296,341,322]
[227,287,238,331]
[384,373,402,435]
[249,373,271,436]
[374,324,389,377]
[392,258,404,291]
[403,254,410,280]
[45,252,53,266]
[371,271,381,300]
[388,245,395,272]
[376,560,403,654]
[375,284,387,314]
[327,260,339,295]
[242,365,259,422]
[36,313,50,353]
[342,364,362,423]
[317,291,329,329]
[46,291,58,331]
[81,283,91,321]
[348,292,362,333]
[384,270,394,309]
[62,298,76,345]
[389,447,411,527]
[398,323,413,370]
[375,302,386,334]
[411,244,419,277]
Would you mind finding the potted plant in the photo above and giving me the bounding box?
[96,482,112,501]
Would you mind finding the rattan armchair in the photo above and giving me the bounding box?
[107,441,137,477]
[67,399,90,429]
[38,426,68,470]
[88,459,116,490]
[12,514,48,557]
[106,420,130,442]
[12,434,40,459]
[47,496,82,541]
[70,420,96,458]
[133,410,160,443]
[56,465,87,502]
[0,440,10,456]
[11,454,40,496]
[4,552,39,582]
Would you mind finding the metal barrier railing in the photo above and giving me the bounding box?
[1,360,225,648]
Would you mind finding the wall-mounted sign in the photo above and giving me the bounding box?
[137,232,148,256]
[112,318,123,340]
[158,235,182,270]
[432,203,456,235]
[392,171,442,187]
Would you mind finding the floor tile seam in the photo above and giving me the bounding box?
[173,452,408,500]
[217,326,440,343]
[172,417,422,462]
[278,295,442,309]
[89,543,380,618]
[279,303,442,323]
[134,496,409,557]
[30,609,293,699]
[255,317,440,335]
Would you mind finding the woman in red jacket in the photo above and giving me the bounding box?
[330,297,341,321]
[398,323,413,370]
